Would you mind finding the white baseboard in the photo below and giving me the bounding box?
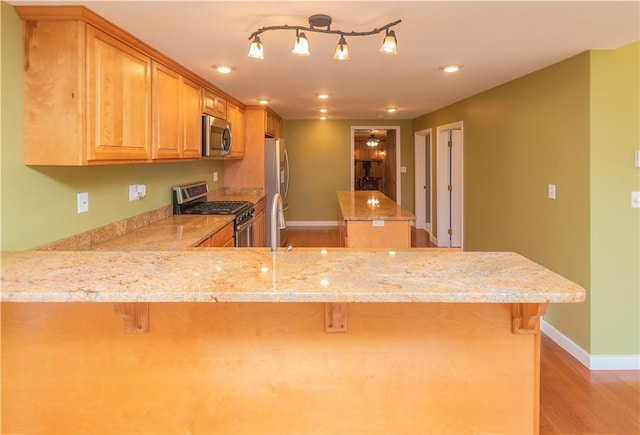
[430,234,438,245]
[286,221,339,227]
[541,319,640,370]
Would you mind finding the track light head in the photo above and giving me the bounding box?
[379,29,398,55]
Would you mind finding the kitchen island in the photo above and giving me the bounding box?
[1,247,584,434]
[337,190,416,247]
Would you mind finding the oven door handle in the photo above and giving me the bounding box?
[235,217,253,233]
[234,217,254,247]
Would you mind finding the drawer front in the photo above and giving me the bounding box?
[212,222,234,247]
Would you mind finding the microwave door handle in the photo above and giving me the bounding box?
[223,126,232,154]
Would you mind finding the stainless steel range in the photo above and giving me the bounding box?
[172,181,254,247]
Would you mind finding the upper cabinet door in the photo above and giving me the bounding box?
[151,61,182,159]
[151,62,202,160]
[181,76,203,159]
[225,103,245,159]
[86,26,152,161]
[202,89,227,119]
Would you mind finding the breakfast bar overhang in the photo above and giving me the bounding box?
[1,248,585,434]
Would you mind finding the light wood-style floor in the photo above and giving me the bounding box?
[287,226,640,435]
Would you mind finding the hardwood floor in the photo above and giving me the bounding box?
[540,335,640,434]
[286,226,640,435]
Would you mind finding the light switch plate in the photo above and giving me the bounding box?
[77,192,89,213]
[632,191,640,209]
[548,184,556,200]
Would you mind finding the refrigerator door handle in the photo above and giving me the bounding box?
[283,149,290,198]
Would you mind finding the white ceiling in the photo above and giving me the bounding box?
[9,1,639,120]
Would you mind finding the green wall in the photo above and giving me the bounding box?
[589,42,640,355]
[281,119,414,222]
[415,44,640,356]
[1,3,225,251]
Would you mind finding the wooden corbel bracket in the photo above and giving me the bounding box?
[113,302,150,334]
[325,303,348,333]
[511,303,547,335]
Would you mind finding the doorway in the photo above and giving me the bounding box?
[436,121,464,248]
[351,126,401,202]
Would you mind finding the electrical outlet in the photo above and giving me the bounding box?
[129,184,146,201]
[129,185,139,201]
[213,172,218,182]
[548,184,556,200]
[77,192,89,213]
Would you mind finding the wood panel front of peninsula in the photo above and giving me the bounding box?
[2,301,541,434]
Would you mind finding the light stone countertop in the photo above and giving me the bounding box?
[1,248,585,303]
[90,215,235,251]
[337,190,416,221]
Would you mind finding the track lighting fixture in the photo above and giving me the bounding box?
[248,14,400,60]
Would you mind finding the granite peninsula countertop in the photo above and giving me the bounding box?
[1,249,585,304]
[337,190,416,221]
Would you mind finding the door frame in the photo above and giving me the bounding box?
[436,121,464,248]
[350,126,402,204]
[414,129,432,232]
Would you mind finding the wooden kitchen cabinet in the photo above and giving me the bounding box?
[202,88,227,119]
[252,198,266,247]
[224,106,282,189]
[198,221,234,247]
[17,6,245,166]
[225,102,245,159]
[151,62,202,160]
[265,108,281,138]
[19,14,152,165]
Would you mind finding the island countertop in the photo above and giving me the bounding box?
[337,190,416,221]
[1,248,585,304]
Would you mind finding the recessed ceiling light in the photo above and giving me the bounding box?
[319,108,328,113]
[440,65,463,73]
[386,107,397,113]
[214,65,233,74]
[318,93,329,100]
[256,99,271,105]
[320,116,327,120]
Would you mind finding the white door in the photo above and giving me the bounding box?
[449,130,463,247]
[436,123,463,248]
[414,130,432,231]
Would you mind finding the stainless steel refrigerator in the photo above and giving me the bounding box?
[264,138,290,247]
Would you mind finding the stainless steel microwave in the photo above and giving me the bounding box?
[202,115,232,158]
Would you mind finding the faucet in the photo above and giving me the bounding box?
[271,193,286,252]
